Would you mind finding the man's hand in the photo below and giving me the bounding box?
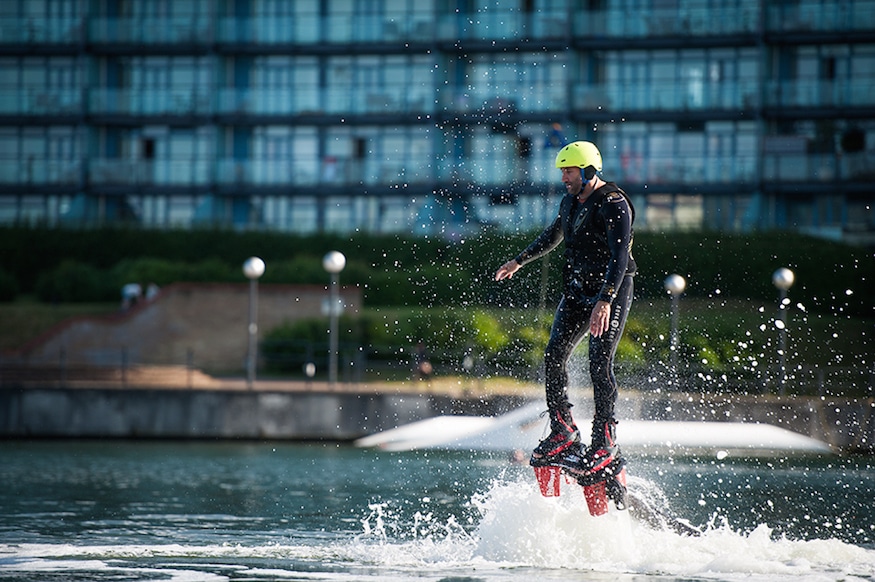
[495,259,520,281]
[590,301,611,337]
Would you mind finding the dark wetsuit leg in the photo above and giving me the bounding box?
[588,274,634,424]
[544,296,591,411]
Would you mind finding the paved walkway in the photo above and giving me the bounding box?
[0,362,541,398]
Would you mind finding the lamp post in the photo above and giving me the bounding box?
[664,274,686,384]
[322,251,346,387]
[243,257,265,390]
[772,267,795,395]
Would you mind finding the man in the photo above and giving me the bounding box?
[494,140,636,471]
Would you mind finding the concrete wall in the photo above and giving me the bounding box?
[615,392,874,454]
[13,283,361,371]
[0,386,871,454]
[0,386,526,441]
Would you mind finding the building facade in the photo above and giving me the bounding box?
[1,0,873,239]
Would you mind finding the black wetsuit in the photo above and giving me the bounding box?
[514,182,636,432]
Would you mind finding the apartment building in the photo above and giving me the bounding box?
[1,0,873,239]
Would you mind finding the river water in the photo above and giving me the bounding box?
[0,440,873,581]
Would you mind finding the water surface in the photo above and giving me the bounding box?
[1,441,872,581]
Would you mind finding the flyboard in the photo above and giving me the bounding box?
[530,442,628,517]
[530,442,701,536]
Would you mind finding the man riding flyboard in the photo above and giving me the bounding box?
[495,140,636,512]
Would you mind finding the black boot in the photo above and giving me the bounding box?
[532,404,580,458]
[577,418,620,474]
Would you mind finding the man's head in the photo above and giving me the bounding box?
[555,140,602,181]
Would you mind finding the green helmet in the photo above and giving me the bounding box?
[554,140,603,172]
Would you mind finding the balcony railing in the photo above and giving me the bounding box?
[3,2,875,49]
[0,89,83,115]
[90,159,210,186]
[766,79,875,109]
[0,159,81,185]
[0,17,83,44]
[14,81,844,121]
[89,89,211,116]
[214,87,432,117]
[1,151,868,190]
[763,151,875,182]
[584,81,761,112]
[767,0,875,33]
[596,6,760,38]
[6,77,866,120]
[89,17,211,44]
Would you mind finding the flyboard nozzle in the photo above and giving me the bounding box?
[533,465,561,497]
[582,467,627,516]
[532,458,628,516]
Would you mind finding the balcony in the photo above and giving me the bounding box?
[84,156,438,190]
[0,89,82,116]
[0,17,83,45]
[89,89,210,117]
[765,79,875,109]
[215,87,431,118]
[767,1,875,34]
[435,80,760,118]
[90,159,210,187]
[763,151,875,183]
[216,16,312,45]
[3,1,874,52]
[89,17,211,45]
[17,151,868,194]
[580,81,760,113]
[0,160,81,185]
[597,5,759,38]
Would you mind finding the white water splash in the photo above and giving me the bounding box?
[2,476,873,582]
[351,474,875,581]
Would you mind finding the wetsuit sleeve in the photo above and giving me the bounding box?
[597,194,634,303]
[514,214,564,267]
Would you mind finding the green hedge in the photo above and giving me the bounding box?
[260,308,553,378]
[0,226,871,317]
[257,300,873,396]
[0,266,19,301]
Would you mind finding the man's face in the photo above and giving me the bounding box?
[560,166,583,195]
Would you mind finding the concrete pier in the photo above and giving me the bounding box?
[0,382,871,454]
[0,383,526,441]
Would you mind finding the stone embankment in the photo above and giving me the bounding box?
[0,376,871,454]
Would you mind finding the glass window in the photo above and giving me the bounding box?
[253,56,292,114]
[325,54,436,115]
[292,0,320,43]
[651,52,676,110]
[0,126,81,184]
[606,47,760,111]
[250,56,319,114]
[468,0,523,39]
[323,126,433,186]
[468,126,517,185]
[851,44,875,76]
[468,52,566,113]
[0,128,19,183]
[294,57,320,113]
[127,56,211,115]
[326,0,354,42]
[292,127,319,185]
[253,126,293,185]
[518,52,567,112]
[0,59,16,91]
[407,55,437,113]
[253,0,295,43]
